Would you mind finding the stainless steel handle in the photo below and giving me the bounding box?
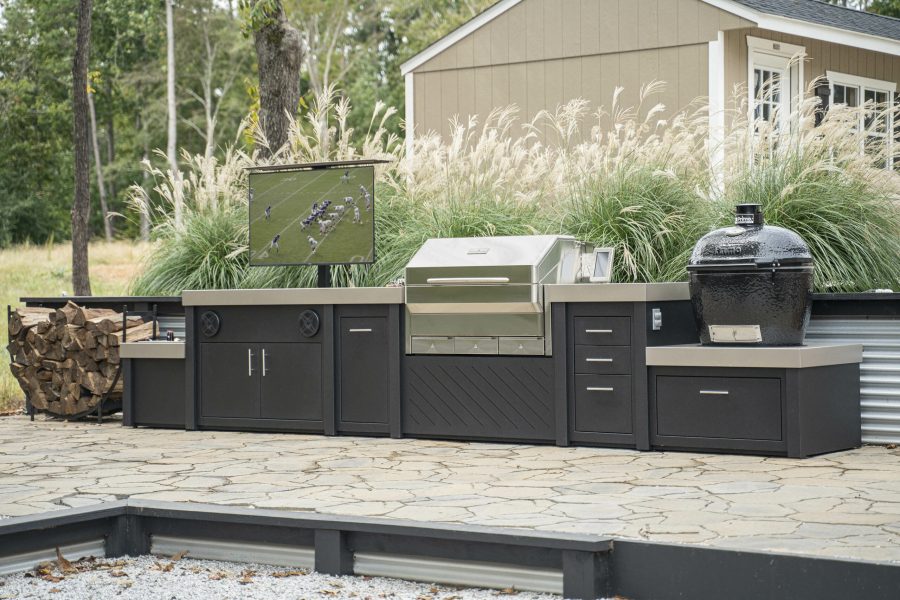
[586,358,613,363]
[586,387,614,392]
[425,277,510,285]
[348,328,372,333]
[247,348,254,376]
[585,329,613,334]
[262,348,268,377]
[700,390,729,395]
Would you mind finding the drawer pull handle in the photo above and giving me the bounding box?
[586,387,614,392]
[247,348,254,377]
[349,328,372,333]
[586,358,613,363]
[262,349,268,377]
[700,390,729,395]
[585,329,613,334]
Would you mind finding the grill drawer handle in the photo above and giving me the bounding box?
[348,328,372,333]
[585,329,613,334]
[425,277,510,285]
[586,358,614,363]
[247,348,254,377]
[262,349,268,377]
[586,387,614,392]
[699,390,729,395]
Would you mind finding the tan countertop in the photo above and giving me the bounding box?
[120,341,186,360]
[646,342,863,369]
[544,283,690,303]
[182,287,404,306]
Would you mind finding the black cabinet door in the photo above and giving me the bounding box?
[259,343,323,421]
[200,343,259,418]
[339,317,389,427]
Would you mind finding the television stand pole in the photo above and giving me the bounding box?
[317,265,332,288]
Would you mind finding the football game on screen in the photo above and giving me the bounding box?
[248,165,375,266]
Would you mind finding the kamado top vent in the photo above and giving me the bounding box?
[687,204,815,346]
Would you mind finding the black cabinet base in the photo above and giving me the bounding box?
[402,355,555,443]
[649,364,861,458]
[123,359,186,429]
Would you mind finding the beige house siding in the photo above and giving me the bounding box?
[724,27,900,106]
[410,0,752,140]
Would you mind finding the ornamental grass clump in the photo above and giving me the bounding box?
[722,88,900,292]
[559,84,715,282]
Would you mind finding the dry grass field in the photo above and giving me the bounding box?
[1,240,149,412]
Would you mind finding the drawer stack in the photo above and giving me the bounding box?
[571,315,634,441]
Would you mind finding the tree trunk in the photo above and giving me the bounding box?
[165,0,183,228]
[252,0,302,157]
[87,90,112,242]
[71,0,93,296]
[136,111,150,242]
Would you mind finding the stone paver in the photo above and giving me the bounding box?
[2,415,900,563]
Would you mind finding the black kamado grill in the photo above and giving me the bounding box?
[688,204,814,346]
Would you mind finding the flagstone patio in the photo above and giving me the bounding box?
[2,415,899,564]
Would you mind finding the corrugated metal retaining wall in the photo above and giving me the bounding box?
[806,318,900,445]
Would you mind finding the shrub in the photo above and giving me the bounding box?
[722,92,900,292]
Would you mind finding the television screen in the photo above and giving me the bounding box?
[248,164,375,266]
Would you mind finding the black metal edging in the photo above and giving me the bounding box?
[1,501,898,600]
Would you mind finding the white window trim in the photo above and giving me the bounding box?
[747,36,806,132]
[405,72,415,157]
[709,30,726,196]
[827,70,895,169]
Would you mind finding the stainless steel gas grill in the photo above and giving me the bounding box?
[404,235,587,356]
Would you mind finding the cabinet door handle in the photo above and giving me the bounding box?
[247,348,254,376]
[586,357,613,363]
[262,348,268,376]
[348,328,372,333]
[586,387,614,392]
[585,329,613,334]
[700,390,729,395]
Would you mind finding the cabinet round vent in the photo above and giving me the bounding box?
[298,309,320,338]
[200,311,221,338]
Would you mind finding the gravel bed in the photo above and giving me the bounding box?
[0,554,564,600]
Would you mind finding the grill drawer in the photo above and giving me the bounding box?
[574,375,632,435]
[499,337,545,355]
[655,376,782,441]
[454,337,499,355]
[574,345,632,375]
[410,337,454,354]
[574,317,631,346]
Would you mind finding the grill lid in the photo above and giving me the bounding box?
[405,235,577,285]
[687,204,813,272]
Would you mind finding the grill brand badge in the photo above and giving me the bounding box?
[467,248,490,255]
[714,243,744,256]
[735,214,756,225]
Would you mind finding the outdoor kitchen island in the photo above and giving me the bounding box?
[153,282,699,449]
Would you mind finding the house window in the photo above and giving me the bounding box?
[827,71,896,169]
[747,36,805,135]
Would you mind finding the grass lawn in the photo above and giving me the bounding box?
[1,240,149,412]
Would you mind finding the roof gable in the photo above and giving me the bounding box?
[732,0,900,42]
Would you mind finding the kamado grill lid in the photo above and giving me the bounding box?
[687,204,813,272]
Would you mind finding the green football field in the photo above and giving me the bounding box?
[248,166,375,265]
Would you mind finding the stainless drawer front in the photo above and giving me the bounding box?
[410,336,454,354]
[498,337,545,355]
[454,337,499,355]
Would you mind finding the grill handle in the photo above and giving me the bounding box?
[700,390,729,395]
[425,277,511,285]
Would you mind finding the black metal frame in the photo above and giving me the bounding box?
[1,500,897,600]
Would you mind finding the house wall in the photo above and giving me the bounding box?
[724,26,900,107]
[410,0,753,141]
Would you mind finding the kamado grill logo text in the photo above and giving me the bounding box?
[713,244,744,256]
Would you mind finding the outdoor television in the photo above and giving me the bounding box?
[248,162,376,266]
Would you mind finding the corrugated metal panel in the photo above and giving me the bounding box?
[150,535,314,568]
[0,539,106,576]
[354,552,562,594]
[806,318,900,445]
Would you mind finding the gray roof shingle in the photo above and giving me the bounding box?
[732,0,900,41]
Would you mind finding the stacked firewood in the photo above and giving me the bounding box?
[7,301,154,418]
